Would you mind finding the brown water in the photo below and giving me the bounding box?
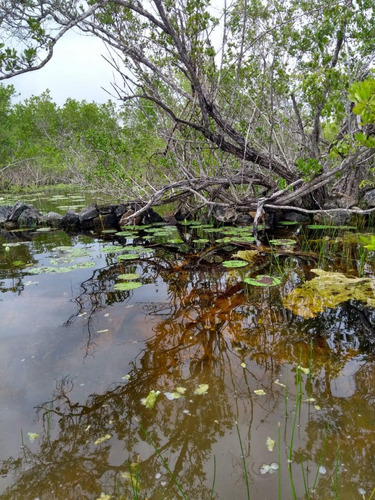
[0,209,374,499]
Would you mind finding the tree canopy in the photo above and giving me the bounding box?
[1,0,375,221]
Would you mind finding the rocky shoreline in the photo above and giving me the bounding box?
[0,201,164,231]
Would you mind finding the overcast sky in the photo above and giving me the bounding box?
[9,30,117,106]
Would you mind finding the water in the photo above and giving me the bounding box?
[0,198,374,499]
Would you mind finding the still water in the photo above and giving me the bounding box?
[0,198,374,499]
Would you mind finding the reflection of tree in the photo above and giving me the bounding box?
[1,246,375,498]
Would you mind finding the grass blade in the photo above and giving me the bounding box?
[235,420,251,500]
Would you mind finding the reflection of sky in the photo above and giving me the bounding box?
[330,355,366,398]
[8,29,116,105]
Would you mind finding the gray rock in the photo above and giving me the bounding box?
[364,189,375,207]
[62,210,80,229]
[279,211,310,223]
[142,208,163,224]
[79,204,99,229]
[8,201,31,223]
[40,212,63,228]
[93,213,118,230]
[18,207,42,228]
[0,205,12,224]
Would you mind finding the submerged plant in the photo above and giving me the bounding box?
[283,269,375,318]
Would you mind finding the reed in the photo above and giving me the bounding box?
[235,420,251,500]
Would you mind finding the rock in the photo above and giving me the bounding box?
[0,205,12,224]
[142,208,163,224]
[364,189,375,208]
[40,212,63,228]
[93,213,118,230]
[17,207,42,228]
[277,211,310,223]
[114,204,127,219]
[119,209,142,226]
[212,206,238,223]
[62,210,80,229]
[79,204,99,229]
[7,201,31,223]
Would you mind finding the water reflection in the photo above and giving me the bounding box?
[0,230,374,499]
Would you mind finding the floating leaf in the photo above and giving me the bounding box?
[141,390,160,409]
[164,391,183,400]
[118,273,141,280]
[113,282,142,291]
[307,224,356,230]
[233,250,259,263]
[194,384,209,395]
[266,437,275,452]
[244,275,281,287]
[274,379,286,388]
[222,260,249,268]
[277,221,300,226]
[260,463,279,474]
[117,254,140,261]
[27,432,39,442]
[282,269,375,318]
[176,386,186,394]
[297,365,310,375]
[240,362,247,368]
[268,238,297,246]
[318,466,327,475]
[315,405,321,411]
[115,231,136,237]
[254,389,266,396]
[101,245,125,253]
[122,374,131,380]
[94,434,112,445]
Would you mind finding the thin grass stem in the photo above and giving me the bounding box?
[235,420,251,500]
[368,486,375,500]
[138,422,187,500]
[312,424,329,491]
[210,455,216,499]
[334,447,340,500]
[301,462,309,499]
[277,422,281,500]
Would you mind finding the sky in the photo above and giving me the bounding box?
[9,30,117,106]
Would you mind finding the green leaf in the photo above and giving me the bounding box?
[113,281,142,291]
[141,390,160,408]
[222,260,249,268]
[244,275,281,287]
[194,384,209,395]
[118,273,141,280]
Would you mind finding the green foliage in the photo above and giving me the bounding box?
[349,77,375,125]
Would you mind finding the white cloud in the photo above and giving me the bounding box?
[9,30,116,105]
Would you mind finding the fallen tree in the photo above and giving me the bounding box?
[1,0,375,227]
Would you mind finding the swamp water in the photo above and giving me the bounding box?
[0,201,374,499]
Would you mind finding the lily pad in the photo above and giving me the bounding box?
[268,238,297,246]
[118,273,141,280]
[222,260,249,268]
[307,224,356,230]
[117,254,140,261]
[244,275,281,287]
[114,282,142,291]
[277,221,300,226]
[102,245,126,253]
[282,269,375,318]
[115,231,136,237]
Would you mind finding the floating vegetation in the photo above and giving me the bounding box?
[244,275,281,287]
[233,250,259,263]
[94,434,112,446]
[283,268,375,318]
[117,254,140,261]
[113,281,142,291]
[118,273,141,280]
[100,229,118,234]
[115,231,136,237]
[193,238,210,244]
[35,227,52,232]
[141,390,160,409]
[101,245,127,253]
[277,221,300,226]
[268,238,297,246]
[222,260,249,268]
[28,261,96,275]
[194,384,209,395]
[307,224,356,230]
